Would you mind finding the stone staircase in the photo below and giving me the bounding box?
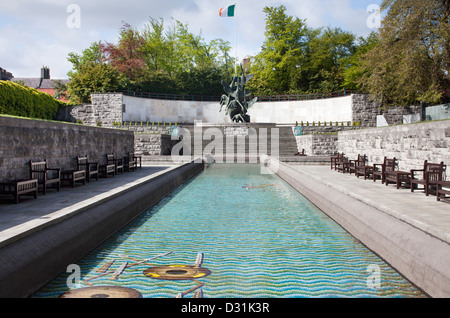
[173,123,299,161]
[138,123,333,165]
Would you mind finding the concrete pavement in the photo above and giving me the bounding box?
[290,164,450,244]
[0,165,181,248]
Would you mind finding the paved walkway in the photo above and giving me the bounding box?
[0,165,181,248]
[289,164,450,244]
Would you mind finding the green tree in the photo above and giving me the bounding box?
[66,42,122,104]
[342,32,380,90]
[248,5,309,95]
[101,23,146,88]
[141,18,169,72]
[357,0,450,105]
[66,18,235,99]
[139,18,233,94]
[306,27,357,92]
[248,6,357,95]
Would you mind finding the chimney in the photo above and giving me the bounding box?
[41,66,50,79]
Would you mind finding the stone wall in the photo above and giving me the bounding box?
[134,134,176,156]
[352,94,423,127]
[295,134,339,156]
[58,93,423,128]
[124,126,175,156]
[337,119,450,179]
[124,125,171,134]
[56,93,123,127]
[0,116,134,182]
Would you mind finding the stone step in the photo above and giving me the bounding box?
[177,124,300,157]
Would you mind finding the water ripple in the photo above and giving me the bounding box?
[33,164,425,298]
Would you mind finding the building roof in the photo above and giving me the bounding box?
[11,78,70,89]
[0,67,13,80]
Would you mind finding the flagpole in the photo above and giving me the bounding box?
[234,2,238,76]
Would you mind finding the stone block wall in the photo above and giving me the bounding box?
[337,119,450,179]
[56,93,123,127]
[134,134,176,156]
[92,93,123,127]
[352,94,422,127]
[125,125,171,134]
[295,134,339,156]
[0,116,134,182]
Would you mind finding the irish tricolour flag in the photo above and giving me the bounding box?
[219,4,235,17]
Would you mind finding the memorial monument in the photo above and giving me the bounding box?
[220,64,258,123]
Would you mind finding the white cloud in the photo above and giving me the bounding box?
[0,0,381,79]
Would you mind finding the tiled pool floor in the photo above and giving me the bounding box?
[33,164,425,298]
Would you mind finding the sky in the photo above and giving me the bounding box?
[0,0,383,79]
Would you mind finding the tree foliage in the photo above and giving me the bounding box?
[66,42,122,104]
[66,20,234,103]
[0,81,66,119]
[248,6,357,95]
[356,0,450,105]
[66,3,449,107]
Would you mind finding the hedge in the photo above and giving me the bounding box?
[0,81,67,120]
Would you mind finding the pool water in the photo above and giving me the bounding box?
[34,164,425,298]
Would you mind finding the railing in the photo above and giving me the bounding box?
[256,90,355,102]
[122,90,221,102]
[121,89,355,103]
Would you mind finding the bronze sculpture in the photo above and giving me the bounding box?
[220,64,257,123]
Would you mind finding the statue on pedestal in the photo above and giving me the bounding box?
[220,64,257,123]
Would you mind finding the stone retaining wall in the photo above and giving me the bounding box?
[337,119,450,179]
[56,93,123,127]
[0,116,134,182]
[352,94,422,127]
[134,134,176,156]
[58,93,423,128]
[295,134,338,156]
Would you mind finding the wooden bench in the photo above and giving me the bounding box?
[372,157,397,184]
[295,149,306,156]
[335,154,349,173]
[437,180,450,203]
[124,152,137,172]
[330,153,344,170]
[61,170,86,188]
[29,160,61,195]
[107,154,124,175]
[349,154,367,175]
[385,169,411,189]
[77,156,99,182]
[0,179,38,204]
[355,155,374,179]
[411,160,446,196]
[134,153,142,169]
[100,154,116,178]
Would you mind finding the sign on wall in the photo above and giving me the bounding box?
[171,126,179,138]
[294,126,303,136]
